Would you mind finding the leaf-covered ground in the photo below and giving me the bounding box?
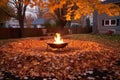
[0,34,120,80]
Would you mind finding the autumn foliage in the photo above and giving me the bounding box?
[0,0,120,21]
[0,0,120,36]
[46,0,120,20]
[0,37,120,79]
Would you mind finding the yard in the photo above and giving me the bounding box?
[0,34,120,80]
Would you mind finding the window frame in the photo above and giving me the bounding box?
[104,19,117,26]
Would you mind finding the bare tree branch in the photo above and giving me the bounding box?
[0,7,15,17]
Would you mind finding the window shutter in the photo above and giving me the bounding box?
[102,20,104,26]
[117,19,119,26]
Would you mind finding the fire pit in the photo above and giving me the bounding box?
[47,42,68,49]
[47,33,68,49]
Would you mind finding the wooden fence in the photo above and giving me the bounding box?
[0,27,92,39]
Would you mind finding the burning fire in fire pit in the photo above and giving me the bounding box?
[47,33,68,49]
[54,33,64,44]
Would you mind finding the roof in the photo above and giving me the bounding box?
[103,0,120,4]
[32,18,45,25]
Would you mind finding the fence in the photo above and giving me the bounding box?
[0,27,92,39]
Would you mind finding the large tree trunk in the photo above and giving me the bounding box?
[17,4,27,37]
[54,3,68,28]
[93,10,98,33]
[57,18,67,28]
[18,9,24,37]
[19,17,24,37]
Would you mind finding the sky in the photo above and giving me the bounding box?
[26,6,39,19]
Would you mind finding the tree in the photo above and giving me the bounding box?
[0,4,15,21]
[0,0,120,35]
[66,0,120,19]
[47,0,120,28]
[47,0,71,28]
[0,0,29,36]
[26,15,33,28]
[0,0,44,37]
[0,2,15,28]
[9,0,32,37]
[86,17,90,27]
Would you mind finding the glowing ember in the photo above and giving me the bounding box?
[54,33,64,44]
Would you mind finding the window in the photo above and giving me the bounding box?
[111,20,116,25]
[103,19,117,26]
[105,20,109,25]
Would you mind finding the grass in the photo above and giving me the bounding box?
[65,34,120,41]
[1,34,120,45]
[0,34,120,50]
[63,34,120,53]
[64,34,120,46]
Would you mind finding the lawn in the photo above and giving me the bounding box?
[0,34,120,80]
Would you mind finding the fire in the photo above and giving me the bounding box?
[54,33,64,44]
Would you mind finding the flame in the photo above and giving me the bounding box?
[54,33,64,44]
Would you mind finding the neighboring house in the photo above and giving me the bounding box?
[93,0,120,34]
[5,18,27,28]
[6,18,47,28]
[6,18,20,28]
[31,18,45,28]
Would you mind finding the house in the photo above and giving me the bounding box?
[31,18,45,28]
[5,17,45,28]
[5,18,19,28]
[93,0,120,34]
[5,18,27,28]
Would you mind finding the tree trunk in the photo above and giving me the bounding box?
[59,19,67,28]
[17,4,27,38]
[93,10,98,33]
[18,16,24,37]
